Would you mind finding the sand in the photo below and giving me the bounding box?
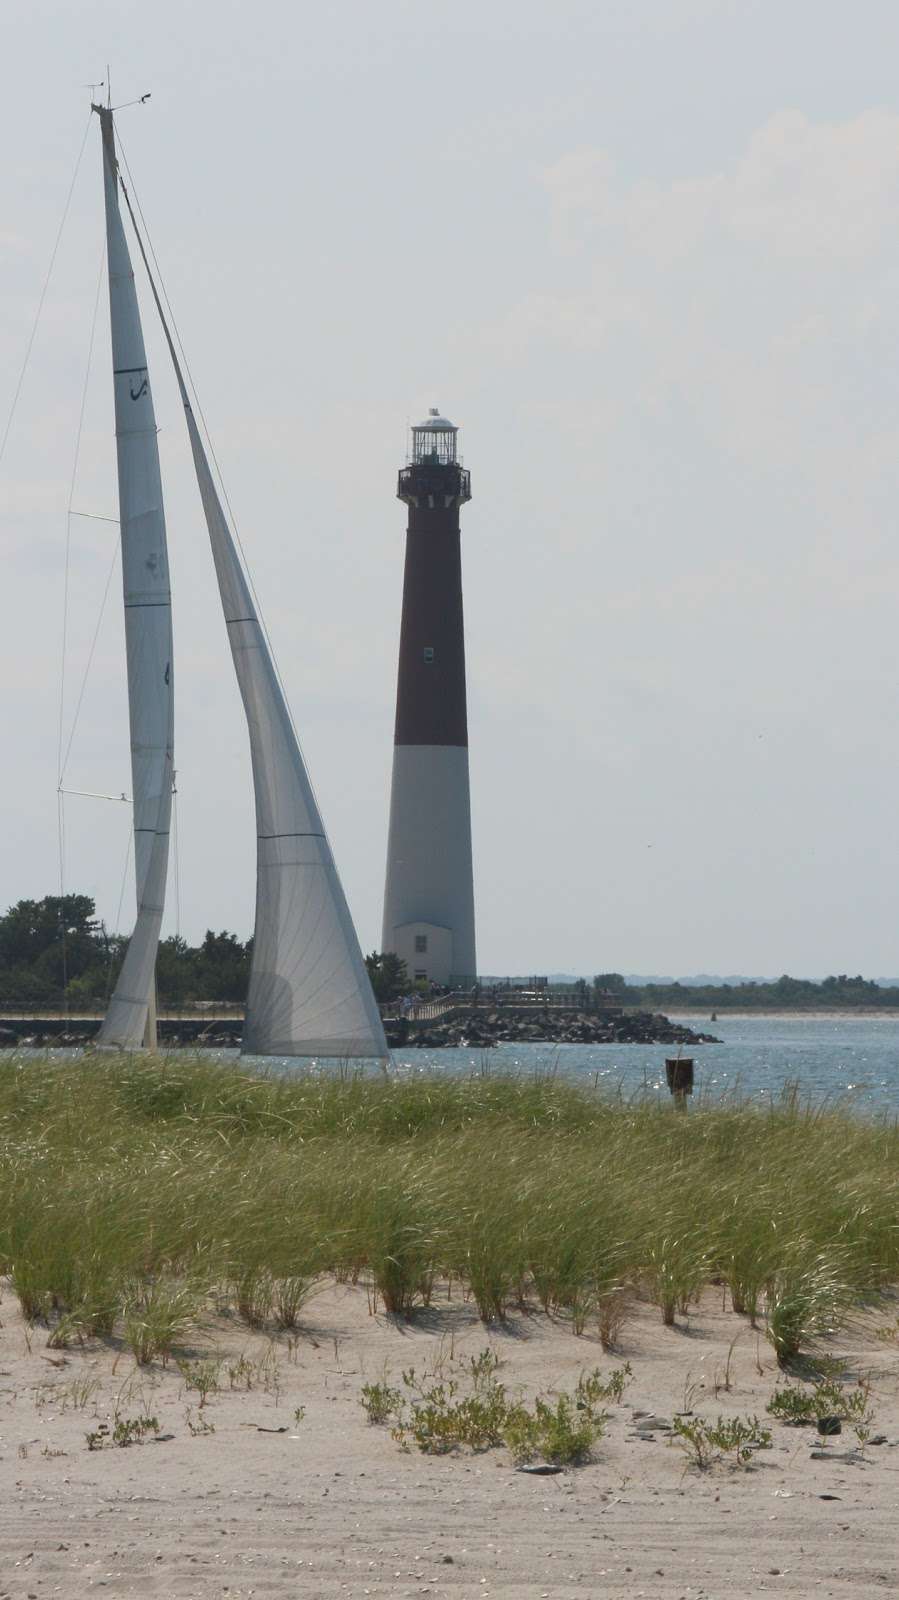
[1,1280,897,1599]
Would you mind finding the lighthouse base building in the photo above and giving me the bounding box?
[381,409,476,987]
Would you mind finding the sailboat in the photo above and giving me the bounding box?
[92,101,387,1061]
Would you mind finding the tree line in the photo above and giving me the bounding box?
[1,895,896,1012]
[0,894,411,1010]
[592,972,899,1010]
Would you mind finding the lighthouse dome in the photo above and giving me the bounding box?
[413,407,456,432]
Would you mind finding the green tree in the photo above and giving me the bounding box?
[0,895,103,1004]
[593,973,628,997]
[192,930,250,1002]
[155,936,196,1007]
[364,951,409,1002]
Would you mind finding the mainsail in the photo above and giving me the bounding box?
[94,106,174,1049]
[118,182,387,1059]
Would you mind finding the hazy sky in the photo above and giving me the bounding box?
[4,0,899,977]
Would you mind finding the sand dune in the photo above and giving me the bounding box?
[1,1281,897,1598]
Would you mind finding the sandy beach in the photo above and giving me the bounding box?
[1,1280,897,1599]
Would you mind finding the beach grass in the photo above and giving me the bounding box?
[1,1053,897,1363]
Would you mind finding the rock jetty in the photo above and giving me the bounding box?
[1,1011,719,1052]
[384,1009,719,1050]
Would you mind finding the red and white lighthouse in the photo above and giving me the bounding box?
[381,409,476,986]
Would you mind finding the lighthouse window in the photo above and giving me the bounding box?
[415,934,428,953]
[423,647,434,663]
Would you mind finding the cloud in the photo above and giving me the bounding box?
[538,108,899,263]
[499,109,899,508]
[725,109,899,260]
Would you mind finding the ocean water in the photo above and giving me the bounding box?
[22,1015,899,1113]
[378,1014,899,1114]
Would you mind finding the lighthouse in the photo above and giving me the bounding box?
[381,409,476,987]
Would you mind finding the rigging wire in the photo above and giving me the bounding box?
[55,233,105,1017]
[0,114,93,475]
[172,770,182,940]
[56,240,110,1015]
[57,243,106,794]
[114,129,321,792]
[104,825,135,1006]
[57,531,120,790]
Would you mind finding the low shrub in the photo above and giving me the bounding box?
[377,1359,618,1464]
[673,1413,770,1469]
[360,1380,403,1425]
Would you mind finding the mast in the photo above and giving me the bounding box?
[117,179,387,1059]
[93,104,174,1051]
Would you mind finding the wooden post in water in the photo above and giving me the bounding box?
[665,1058,694,1112]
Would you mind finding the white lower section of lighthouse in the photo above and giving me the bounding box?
[381,744,477,985]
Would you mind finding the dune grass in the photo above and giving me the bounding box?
[0,1053,897,1364]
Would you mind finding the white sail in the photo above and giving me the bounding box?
[189,416,386,1055]
[183,407,386,1055]
[94,107,174,1049]
[115,186,386,1058]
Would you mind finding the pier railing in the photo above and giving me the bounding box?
[379,990,623,1022]
[1,992,623,1029]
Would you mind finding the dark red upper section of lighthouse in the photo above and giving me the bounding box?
[393,412,471,748]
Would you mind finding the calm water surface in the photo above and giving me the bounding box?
[26,1015,899,1113]
[379,1014,899,1113]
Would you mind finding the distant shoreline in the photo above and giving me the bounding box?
[664,1008,899,1020]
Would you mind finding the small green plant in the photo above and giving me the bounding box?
[400,1380,511,1454]
[575,1363,632,1408]
[112,1411,160,1447]
[767,1383,816,1424]
[673,1413,770,1470]
[680,1371,701,1414]
[505,1394,605,1466]
[708,1415,770,1466]
[293,1405,306,1426]
[185,1406,215,1436]
[767,1377,875,1434]
[87,1412,159,1450]
[257,1343,283,1403]
[672,1414,715,1469]
[386,1366,608,1465]
[227,1354,256,1390]
[60,1376,102,1412]
[177,1359,222,1408]
[468,1348,500,1390]
[360,1381,403,1425]
[32,1381,62,1409]
[713,1331,743,1397]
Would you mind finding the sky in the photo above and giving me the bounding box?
[4,0,899,978]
